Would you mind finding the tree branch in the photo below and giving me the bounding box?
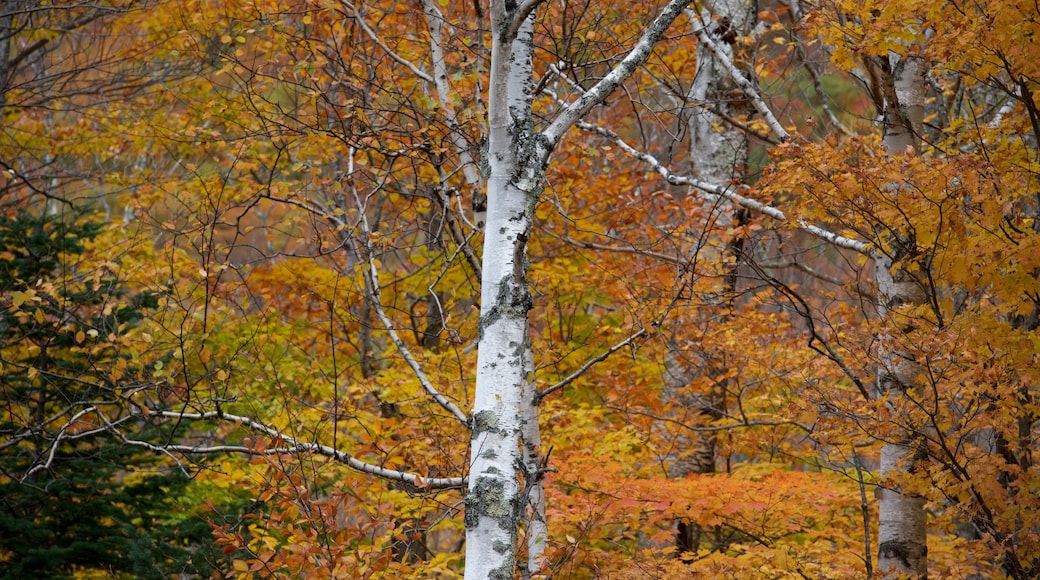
[350,172,471,426]
[138,409,466,489]
[421,0,482,189]
[338,1,434,84]
[689,9,791,142]
[576,121,874,255]
[507,0,548,42]
[542,0,692,147]
[536,328,648,402]
[21,406,99,481]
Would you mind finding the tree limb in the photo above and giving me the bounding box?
[542,0,693,148]
[135,409,466,489]
[536,328,648,402]
[689,9,791,142]
[576,120,874,255]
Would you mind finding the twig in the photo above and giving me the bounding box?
[537,328,648,402]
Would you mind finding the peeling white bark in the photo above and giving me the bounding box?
[464,7,537,577]
[464,1,693,575]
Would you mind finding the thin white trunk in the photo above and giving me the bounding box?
[421,0,485,227]
[666,1,754,553]
[464,7,537,578]
[520,353,547,579]
[877,442,928,576]
[875,51,929,579]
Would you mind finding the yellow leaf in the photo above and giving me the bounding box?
[10,290,31,308]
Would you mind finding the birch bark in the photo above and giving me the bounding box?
[519,354,547,579]
[874,51,930,579]
[464,2,693,575]
[464,7,540,577]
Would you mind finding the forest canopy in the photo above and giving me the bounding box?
[1,0,1038,578]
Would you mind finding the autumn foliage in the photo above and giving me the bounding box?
[1,0,1038,578]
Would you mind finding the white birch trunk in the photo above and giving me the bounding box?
[464,8,539,578]
[464,2,693,575]
[875,52,929,579]
[519,353,548,579]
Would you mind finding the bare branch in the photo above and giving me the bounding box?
[421,0,482,189]
[362,250,470,425]
[338,1,434,84]
[542,0,693,147]
[758,259,848,287]
[140,409,466,489]
[21,406,98,481]
[689,10,792,142]
[556,235,683,265]
[782,0,854,137]
[348,164,471,426]
[608,403,816,434]
[577,121,874,256]
[537,328,648,402]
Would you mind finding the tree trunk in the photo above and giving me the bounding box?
[519,353,548,579]
[874,51,929,579]
[463,9,539,578]
[464,2,694,574]
[0,1,15,112]
[667,0,755,555]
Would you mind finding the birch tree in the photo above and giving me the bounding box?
[577,0,1038,576]
[872,47,930,580]
[466,2,694,575]
[663,0,757,555]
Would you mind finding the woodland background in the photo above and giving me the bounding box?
[0,0,1038,578]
